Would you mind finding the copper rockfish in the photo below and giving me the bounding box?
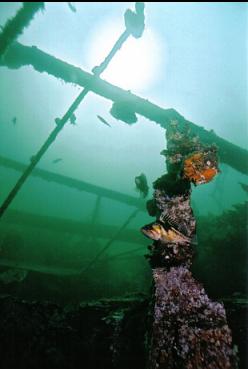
[141,221,191,245]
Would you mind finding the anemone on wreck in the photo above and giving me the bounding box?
[183,150,219,185]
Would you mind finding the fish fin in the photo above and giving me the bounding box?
[159,212,181,230]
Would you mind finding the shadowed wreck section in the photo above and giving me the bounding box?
[141,121,239,369]
[0,295,149,369]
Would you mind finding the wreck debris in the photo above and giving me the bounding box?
[110,101,138,124]
[124,2,145,39]
[141,121,238,368]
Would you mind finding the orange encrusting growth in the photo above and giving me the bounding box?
[183,152,218,185]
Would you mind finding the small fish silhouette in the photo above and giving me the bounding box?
[52,158,63,164]
[12,117,17,125]
[97,115,111,128]
[68,2,76,12]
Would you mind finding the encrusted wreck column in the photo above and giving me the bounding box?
[141,121,238,369]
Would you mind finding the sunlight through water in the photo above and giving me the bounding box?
[87,19,164,92]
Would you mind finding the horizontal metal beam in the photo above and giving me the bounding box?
[0,155,146,210]
[1,42,248,175]
[0,258,79,277]
[1,208,146,246]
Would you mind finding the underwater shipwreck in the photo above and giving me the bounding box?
[0,2,247,369]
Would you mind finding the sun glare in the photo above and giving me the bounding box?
[87,20,163,92]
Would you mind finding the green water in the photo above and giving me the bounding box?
[0,2,247,303]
